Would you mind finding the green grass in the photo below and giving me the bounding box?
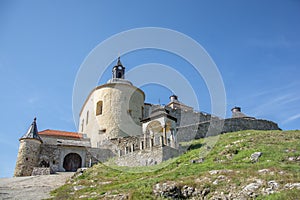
[50,130,300,199]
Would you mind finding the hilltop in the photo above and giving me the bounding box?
[50,130,300,199]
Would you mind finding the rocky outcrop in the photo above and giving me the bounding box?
[152,173,300,199]
[250,152,262,163]
[153,181,209,199]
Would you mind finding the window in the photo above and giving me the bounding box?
[96,101,103,115]
[117,72,122,78]
[141,106,144,119]
[86,111,89,125]
[81,119,84,132]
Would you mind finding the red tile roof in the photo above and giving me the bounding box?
[38,129,83,139]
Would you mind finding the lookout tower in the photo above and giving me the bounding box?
[14,118,43,176]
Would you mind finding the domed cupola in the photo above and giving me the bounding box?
[112,57,125,79]
[108,57,132,85]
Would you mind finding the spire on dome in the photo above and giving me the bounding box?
[117,56,122,66]
[112,56,125,79]
[20,117,42,142]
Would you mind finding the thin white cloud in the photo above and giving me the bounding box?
[282,113,300,125]
[250,93,294,116]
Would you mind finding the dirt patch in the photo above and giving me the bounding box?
[0,172,74,200]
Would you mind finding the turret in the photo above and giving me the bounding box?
[169,94,178,102]
[231,106,241,113]
[167,94,193,111]
[231,106,252,118]
[112,57,125,79]
[14,118,43,176]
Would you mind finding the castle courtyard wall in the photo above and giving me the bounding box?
[113,146,179,167]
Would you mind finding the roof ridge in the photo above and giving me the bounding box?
[38,129,79,134]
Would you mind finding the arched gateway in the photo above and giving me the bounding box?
[63,153,82,172]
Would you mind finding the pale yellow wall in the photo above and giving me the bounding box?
[79,83,145,148]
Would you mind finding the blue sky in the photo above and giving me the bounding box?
[0,0,299,177]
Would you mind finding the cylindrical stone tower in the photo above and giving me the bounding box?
[14,118,42,176]
[79,58,145,147]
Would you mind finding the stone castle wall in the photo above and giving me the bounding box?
[38,145,123,172]
[14,139,41,176]
[38,144,87,172]
[86,147,115,166]
[113,146,179,167]
[222,118,280,133]
[171,109,211,127]
[176,117,280,143]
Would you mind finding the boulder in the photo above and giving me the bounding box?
[250,152,262,162]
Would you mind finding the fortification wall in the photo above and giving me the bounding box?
[171,109,211,127]
[14,139,41,176]
[176,118,280,143]
[38,144,60,173]
[113,146,179,167]
[36,143,117,172]
[38,144,88,173]
[222,118,280,132]
[86,147,115,166]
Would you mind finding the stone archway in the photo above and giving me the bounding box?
[63,153,82,172]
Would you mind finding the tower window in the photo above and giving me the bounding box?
[96,101,103,115]
[117,72,122,78]
[81,119,84,132]
[86,111,89,125]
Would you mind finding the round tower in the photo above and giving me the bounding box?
[79,57,145,147]
[14,118,43,176]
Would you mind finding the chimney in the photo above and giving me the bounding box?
[231,106,241,113]
[169,94,178,102]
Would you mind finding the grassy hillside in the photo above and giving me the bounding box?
[50,130,300,199]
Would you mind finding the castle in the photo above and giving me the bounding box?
[14,58,280,176]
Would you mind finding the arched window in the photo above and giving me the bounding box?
[81,119,84,132]
[86,111,89,125]
[117,72,122,78]
[96,101,103,115]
